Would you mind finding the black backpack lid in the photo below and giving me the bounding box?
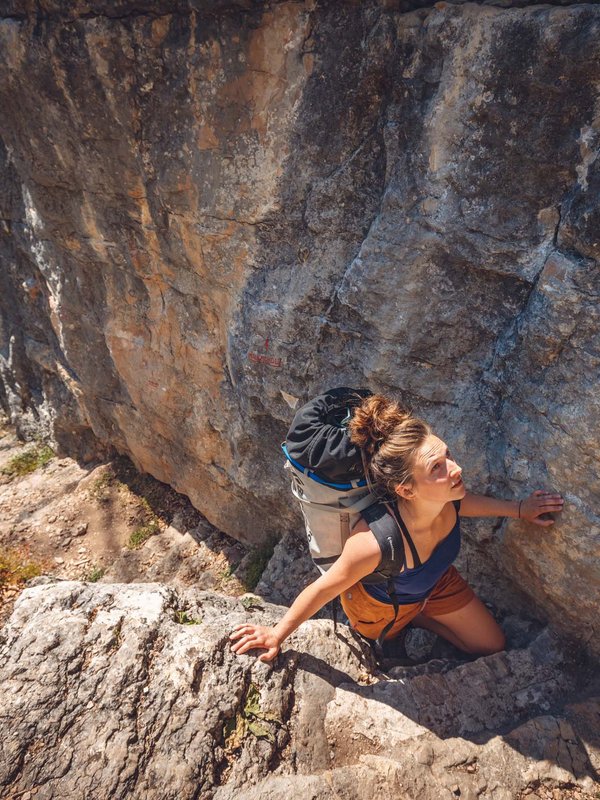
[285,387,372,482]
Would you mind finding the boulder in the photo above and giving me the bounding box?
[1,582,598,799]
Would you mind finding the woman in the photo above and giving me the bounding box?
[230,394,563,662]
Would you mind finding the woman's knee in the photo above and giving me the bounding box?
[411,609,506,656]
[467,628,506,656]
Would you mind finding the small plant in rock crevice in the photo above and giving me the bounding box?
[223,683,281,750]
[174,609,202,625]
[240,595,263,611]
[219,562,237,581]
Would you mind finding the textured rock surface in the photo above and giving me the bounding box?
[1,583,598,799]
[0,1,599,653]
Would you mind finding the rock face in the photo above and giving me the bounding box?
[0,1,599,652]
[1,582,599,799]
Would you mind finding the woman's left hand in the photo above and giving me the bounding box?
[519,490,564,526]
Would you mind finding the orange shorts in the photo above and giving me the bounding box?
[340,566,475,641]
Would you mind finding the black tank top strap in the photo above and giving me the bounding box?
[386,502,422,568]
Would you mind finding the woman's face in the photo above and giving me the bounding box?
[397,434,465,503]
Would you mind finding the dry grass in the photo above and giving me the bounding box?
[0,545,44,587]
[2,443,54,480]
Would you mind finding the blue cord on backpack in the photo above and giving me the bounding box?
[281,444,367,490]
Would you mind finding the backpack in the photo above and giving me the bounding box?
[282,387,410,656]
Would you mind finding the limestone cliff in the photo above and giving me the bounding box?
[0,0,599,652]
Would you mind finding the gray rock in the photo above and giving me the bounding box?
[1,583,599,799]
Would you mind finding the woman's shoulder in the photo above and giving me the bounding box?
[348,516,381,552]
[342,524,381,570]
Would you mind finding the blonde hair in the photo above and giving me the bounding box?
[348,394,430,496]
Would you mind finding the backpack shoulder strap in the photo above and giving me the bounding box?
[386,502,422,568]
[361,501,406,578]
[361,500,406,660]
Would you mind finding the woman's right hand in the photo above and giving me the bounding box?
[228,532,380,664]
[229,623,282,662]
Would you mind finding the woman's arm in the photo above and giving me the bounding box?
[230,530,381,662]
[460,489,564,526]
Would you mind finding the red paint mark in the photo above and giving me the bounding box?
[264,338,270,352]
[248,352,283,368]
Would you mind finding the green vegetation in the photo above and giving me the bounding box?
[2,443,54,480]
[88,471,116,501]
[242,684,276,738]
[223,683,281,750]
[127,518,161,549]
[137,496,154,516]
[240,540,276,592]
[0,546,43,587]
[174,609,202,625]
[241,594,263,611]
[84,566,105,583]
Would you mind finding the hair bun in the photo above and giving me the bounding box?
[348,394,410,457]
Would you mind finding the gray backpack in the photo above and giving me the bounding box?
[284,455,376,574]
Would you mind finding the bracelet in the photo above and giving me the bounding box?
[518,500,522,519]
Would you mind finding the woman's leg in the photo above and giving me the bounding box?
[413,595,505,656]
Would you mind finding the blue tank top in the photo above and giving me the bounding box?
[363,500,461,605]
